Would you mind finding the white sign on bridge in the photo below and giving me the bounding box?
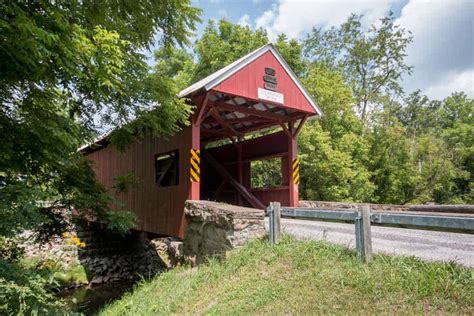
[258,88,284,104]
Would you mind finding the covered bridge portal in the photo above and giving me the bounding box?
[83,44,322,238]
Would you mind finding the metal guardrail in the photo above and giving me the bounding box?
[268,203,474,262]
[370,212,474,231]
[281,207,474,232]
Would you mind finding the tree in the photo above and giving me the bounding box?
[437,93,473,203]
[152,18,472,206]
[367,111,417,204]
[304,12,413,121]
[299,64,374,202]
[1,1,200,313]
[274,34,305,76]
[192,19,268,82]
[393,91,473,203]
[0,1,200,239]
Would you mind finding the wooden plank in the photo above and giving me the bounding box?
[84,126,193,238]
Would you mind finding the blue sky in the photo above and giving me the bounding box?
[188,0,473,100]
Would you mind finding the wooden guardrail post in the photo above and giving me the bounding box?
[355,204,373,262]
[268,202,281,244]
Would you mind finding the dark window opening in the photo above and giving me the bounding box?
[251,157,282,189]
[155,150,179,187]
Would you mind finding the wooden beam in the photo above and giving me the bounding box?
[195,93,209,125]
[209,100,288,122]
[236,121,280,135]
[279,122,291,137]
[203,120,282,144]
[209,108,241,136]
[293,115,307,137]
[201,128,229,136]
[221,116,271,125]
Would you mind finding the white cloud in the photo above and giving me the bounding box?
[238,14,251,27]
[424,69,474,99]
[395,0,474,99]
[255,9,275,30]
[253,0,473,99]
[254,0,394,40]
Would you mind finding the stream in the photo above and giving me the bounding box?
[58,280,136,315]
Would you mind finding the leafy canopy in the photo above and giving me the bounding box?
[304,13,413,121]
[0,1,200,238]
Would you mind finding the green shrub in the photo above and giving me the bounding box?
[0,237,25,261]
[0,259,64,315]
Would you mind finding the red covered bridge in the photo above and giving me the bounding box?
[82,44,322,238]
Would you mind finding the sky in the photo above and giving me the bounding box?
[189,0,473,100]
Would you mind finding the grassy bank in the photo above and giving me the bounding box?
[101,236,473,315]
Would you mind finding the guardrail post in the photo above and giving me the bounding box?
[268,202,281,244]
[268,203,274,244]
[354,204,373,262]
[273,202,281,244]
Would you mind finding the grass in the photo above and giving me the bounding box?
[100,236,473,315]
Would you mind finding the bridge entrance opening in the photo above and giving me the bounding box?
[193,91,308,209]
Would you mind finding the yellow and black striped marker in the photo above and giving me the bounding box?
[292,158,300,185]
[190,149,200,182]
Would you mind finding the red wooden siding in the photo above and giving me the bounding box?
[84,127,194,238]
[212,50,316,114]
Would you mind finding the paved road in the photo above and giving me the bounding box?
[265,218,474,267]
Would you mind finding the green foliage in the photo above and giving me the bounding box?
[301,13,471,204]
[22,256,89,289]
[0,237,25,262]
[367,116,417,203]
[274,34,305,76]
[382,91,473,203]
[192,19,268,82]
[299,122,374,202]
[0,259,64,315]
[299,64,373,202]
[251,158,282,189]
[155,17,472,205]
[103,211,138,236]
[304,12,413,120]
[100,237,473,315]
[113,173,140,194]
[1,2,200,314]
[1,0,200,239]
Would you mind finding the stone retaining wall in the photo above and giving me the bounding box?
[23,201,266,282]
[183,200,265,265]
[299,200,408,212]
[22,222,166,285]
[76,223,165,284]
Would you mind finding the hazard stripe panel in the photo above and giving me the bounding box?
[292,158,300,185]
[190,149,200,182]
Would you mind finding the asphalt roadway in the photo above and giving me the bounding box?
[265,217,474,267]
